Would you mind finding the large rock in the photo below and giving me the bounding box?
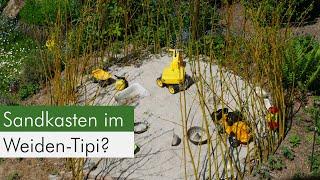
[2,0,25,18]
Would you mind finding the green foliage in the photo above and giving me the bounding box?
[0,16,19,49]
[309,153,320,176]
[313,97,320,133]
[18,83,39,100]
[252,164,272,179]
[18,0,44,25]
[71,0,125,52]
[0,93,17,105]
[283,36,320,92]
[130,0,219,48]
[242,0,286,27]
[6,171,20,180]
[268,155,285,170]
[0,0,8,11]
[22,49,49,85]
[288,134,301,147]
[292,170,307,179]
[306,99,320,134]
[19,0,82,25]
[282,146,295,160]
[0,16,32,92]
[243,0,320,26]
[0,15,40,100]
[251,155,279,176]
[307,134,320,145]
[199,33,225,59]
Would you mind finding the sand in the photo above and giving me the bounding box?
[78,53,270,179]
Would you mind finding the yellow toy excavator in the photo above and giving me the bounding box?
[156,49,186,94]
[211,108,251,148]
[92,69,128,91]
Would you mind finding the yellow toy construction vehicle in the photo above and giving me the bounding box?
[156,49,187,94]
[211,108,251,148]
[92,69,128,91]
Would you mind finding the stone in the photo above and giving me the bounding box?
[171,132,181,146]
[48,174,61,180]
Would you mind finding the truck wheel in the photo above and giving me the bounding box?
[168,85,179,94]
[229,132,240,148]
[211,108,229,121]
[156,77,164,88]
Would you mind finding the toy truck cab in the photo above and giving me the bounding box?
[156,49,186,94]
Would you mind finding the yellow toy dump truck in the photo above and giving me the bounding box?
[211,108,251,148]
[92,69,128,91]
[156,49,191,94]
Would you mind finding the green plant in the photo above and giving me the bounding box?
[0,16,26,92]
[292,170,306,179]
[282,146,295,160]
[243,0,320,26]
[18,83,40,100]
[283,36,320,92]
[312,97,320,132]
[0,93,17,105]
[309,153,320,176]
[252,164,272,179]
[22,48,50,84]
[0,0,8,11]
[19,0,82,25]
[288,134,301,147]
[306,134,320,144]
[306,100,320,133]
[50,169,59,175]
[6,171,20,180]
[0,14,44,101]
[268,155,285,170]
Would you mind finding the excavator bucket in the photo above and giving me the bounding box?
[92,69,112,81]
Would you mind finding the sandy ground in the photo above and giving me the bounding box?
[77,54,270,179]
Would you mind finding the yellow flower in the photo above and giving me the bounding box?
[46,39,55,50]
[266,113,278,122]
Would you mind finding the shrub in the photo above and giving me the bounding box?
[0,16,19,49]
[243,0,320,26]
[0,93,17,105]
[268,155,285,170]
[6,171,21,180]
[19,0,82,25]
[0,16,25,92]
[310,154,320,176]
[0,15,41,101]
[22,48,49,85]
[307,99,320,134]
[288,134,301,148]
[282,146,295,160]
[0,0,9,11]
[283,36,320,93]
[18,83,39,100]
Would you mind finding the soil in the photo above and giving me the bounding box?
[246,96,320,180]
[268,97,320,179]
[0,158,69,180]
